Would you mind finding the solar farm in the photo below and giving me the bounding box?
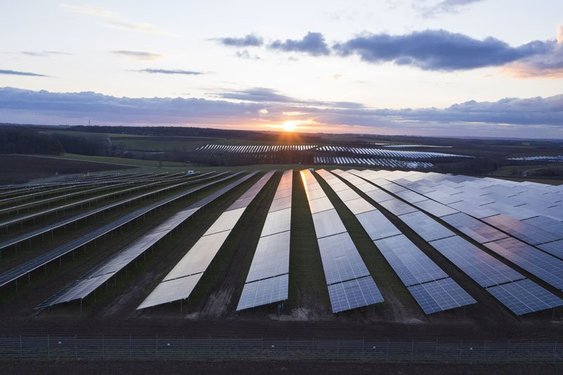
[0,166,561,328]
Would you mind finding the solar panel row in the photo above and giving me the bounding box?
[1,172,237,290]
[44,172,263,308]
[319,169,474,315]
[137,171,275,310]
[300,169,383,313]
[351,169,563,315]
[237,170,293,311]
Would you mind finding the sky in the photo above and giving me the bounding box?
[0,0,562,138]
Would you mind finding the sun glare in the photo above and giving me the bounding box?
[281,120,297,132]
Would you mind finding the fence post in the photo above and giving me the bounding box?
[102,335,105,359]
[385,338,389,361]
[554,341,558,363]
[129,335,132,359]
[47,335,50,359]
[411,338,415,360]
[75,335,77,359]
[337,338,340,359]
[19,335,22,359]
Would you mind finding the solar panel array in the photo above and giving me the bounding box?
[237,170,293,311]
[1,172,231,290]
[137,171,276,310]
[350,169,563,315]
[44,172,264,307]
[300,169,383,313]
[323,170,475,315]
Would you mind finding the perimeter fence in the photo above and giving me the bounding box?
[0,336,561,363]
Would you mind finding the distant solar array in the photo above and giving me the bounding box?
[313,156,433,169]
[194,144,470,170]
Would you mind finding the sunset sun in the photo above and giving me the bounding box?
[281,120,297,132]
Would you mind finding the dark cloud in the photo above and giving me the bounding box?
[333,30,552,71]
[112,50,161,60]
[269,32,330,56]
[217,34,263,47]
[136,69,204,75]
[218,87,294,103]
[0,87,561,139]
[0,69,46,77]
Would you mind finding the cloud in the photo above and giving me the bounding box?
[0,87,561,138]
[420,0,484,17]
[20,51,71,57]
[112,50,162,60]
[0,69,46,77]
[216,34,263,47]
[136,69,204,75]
[217,29,561,75]
[235,50,260,59]
[502,26,563,78]
[218,87,294,103]
[59,3,170,35]
[334,29,552,71]
[269,32,330,56]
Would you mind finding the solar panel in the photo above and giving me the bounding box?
[138,273,203,310]
[395,190,428,204]
[164,231,231,281]
[487,279,563,316]
[312,209,347,238]
[328,276,384,313]
[441,212,508,244]
[356,210,402,240]
[204,207,246,235]
[538,239,563,260]
[318,233,370,284]
[415,199,459,218]
[522,216,563,237]
[375,235,448,287]
[236,274,289,311]
[448,201,499,219]
[345,198,375,215]
[245,231,290,282]
[261,207,291,237]
[398,211,455,243]
[269,196,292,212]
[484,237,563,291]
[379,198,418,216]
[407,278,476,315]
[365,189,395,203]
[483,214,561,246]
[431,236,524,288]
[308,196,334,214]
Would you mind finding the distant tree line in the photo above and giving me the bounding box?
[0,127,63,155]
[0,126,113,156]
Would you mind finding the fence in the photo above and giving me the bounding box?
[0,336,561,363]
